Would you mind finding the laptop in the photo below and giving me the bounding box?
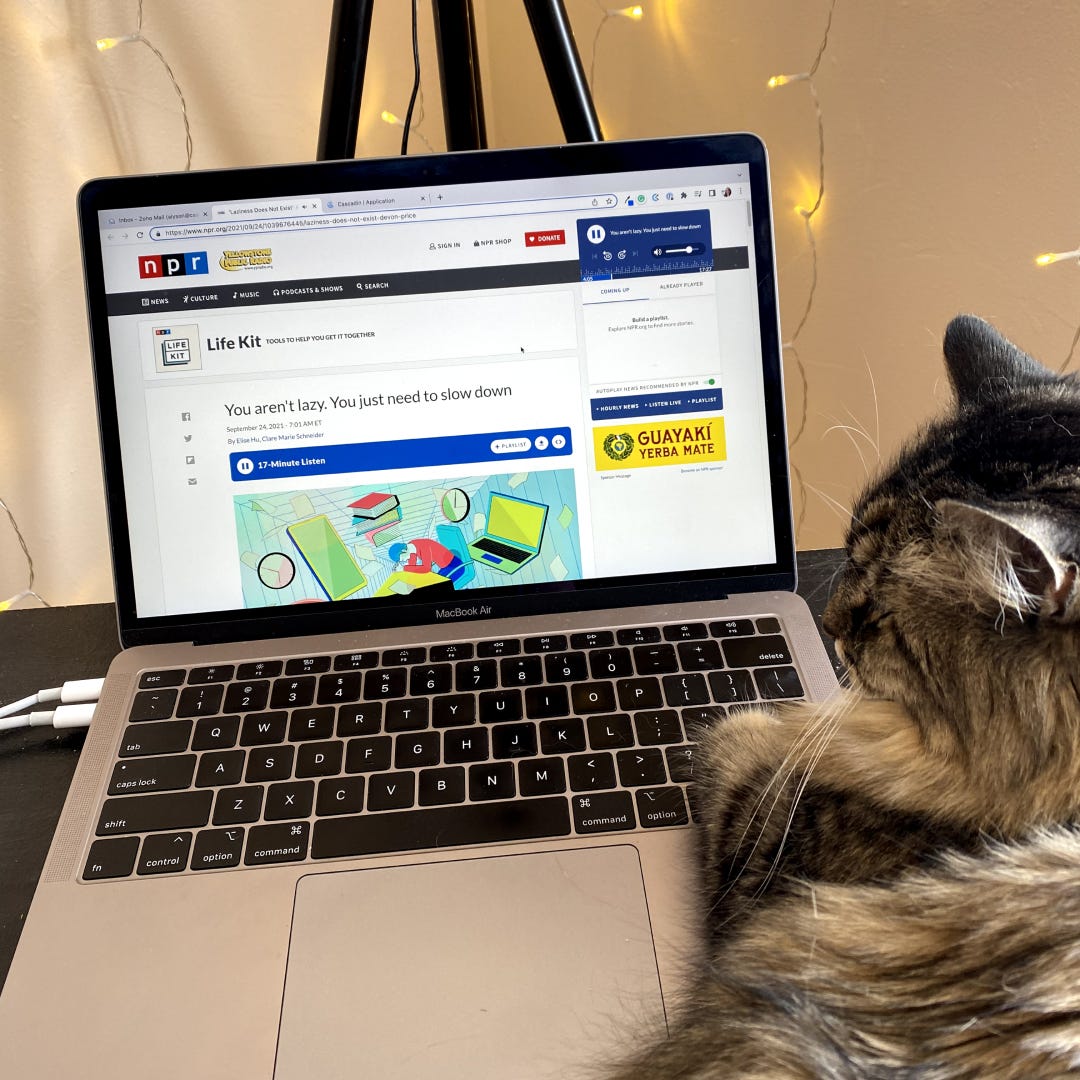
[467,492,548,572]
[0,133,838,1078]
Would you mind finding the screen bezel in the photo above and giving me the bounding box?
[78,133,795,647]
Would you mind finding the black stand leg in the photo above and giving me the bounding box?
[317,0,376,160]
[522,0,603,143]
[431,0,488,150]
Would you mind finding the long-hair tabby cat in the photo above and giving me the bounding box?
[612,315,1080,1078]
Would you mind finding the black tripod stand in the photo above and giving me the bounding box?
[316,0,603,159]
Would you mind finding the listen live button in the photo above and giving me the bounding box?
[525,229,566,247]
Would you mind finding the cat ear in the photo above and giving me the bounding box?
[942,314,1057,404]
[936,498,1080,619]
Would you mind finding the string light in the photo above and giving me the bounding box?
[380,107,434,152]
[1033,245,1080,370]
[766,0,837,540]
[590,1,645,92]
[94,1,193,170]
[0,496,48,611]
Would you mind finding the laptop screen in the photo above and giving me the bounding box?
[79,135,794,645]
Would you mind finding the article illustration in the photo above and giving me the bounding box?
[233,470,580,607]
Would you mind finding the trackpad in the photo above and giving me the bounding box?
[275,846,665,1079]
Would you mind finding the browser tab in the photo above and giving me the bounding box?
[212,198,323,220]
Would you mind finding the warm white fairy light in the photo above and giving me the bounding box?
[590,2,645,92]
[380,107,434,152]
[95,1,193,170]
[766,0,837,538]
[1035,248,1080,267]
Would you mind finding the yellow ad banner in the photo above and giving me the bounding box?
[592,417,726,470]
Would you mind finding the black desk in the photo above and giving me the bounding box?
[0,548,844,991]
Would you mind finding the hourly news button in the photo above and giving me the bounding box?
[525,229,566,247]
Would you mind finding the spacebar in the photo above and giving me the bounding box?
[312,798,572,859]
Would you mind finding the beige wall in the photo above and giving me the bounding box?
[2,0,1078,606]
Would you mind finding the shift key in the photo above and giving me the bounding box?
[96,790,212,836]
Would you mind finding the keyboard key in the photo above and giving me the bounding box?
[245,821,310,865]
[333,651,378,671]
[666,744,700,782]
[571,682,616,714]
[455,660,497,691]
[721,635,793,668]
[118,720,192,757]
[755,666,805,700]
[188,665,235,684]
[570,630,614,649]
[586,714,633,750]
[364,668,408,700]
[192,715,240,750]
[617,626,661,645]
[96,790,212,836]
[539,718,585,754]
[616,748,668,786]
[544,652,588,682]
[524,685,569,719]
[756,617,782,634]
[317,672,363,705]
[176,684,224,718]
[709,669,758,704]
[191,827,245,870]
[316,776,365,816]
[195,750,245,787]
[271,676,316,708]
[236,660,282,680]
[500,656,543,687]
[288,706,336,741]
[313,797,571,859]
[524,634,567,653]
[432,695,476,728]
[345,736,392,772]
[223,681,270,713]
[245,745,294,782]
[491,722,537,759]
[368,772,415,811]
[409,665,453,695]
[338,702,383,737]
[589,648,633,679]
[265,780,314,820]
[676,640,725,670]
[477,639,520,658]
[616,677,663,711]
[385,698,430,732]
[213,785,264,825]
[137,832,192,875]
[395,732,441,768]
[296,740,343,778]
[517,757,566,796]
[430,643,473,661]
[633,710,684,745]
[469,762,516,800]
[633,644,678,674]
[83,836,140,880]
[386,647,426,666]
[129,688,178,722]
[138,670,184,690]
[567,753,617,791]
[479,690,522,724]
[709,618,754,637]
[109,754,196,795]
[662,673,710,707]
[240,711,288,746]
[444,728,489,764]
[418,767,466,806]
[571,792,635,833]
[285,655,330,675]
[635,786,689,828]
[680,706,717,735]
[663,622,708,641]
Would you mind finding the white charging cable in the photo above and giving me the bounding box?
[0,678,104,732]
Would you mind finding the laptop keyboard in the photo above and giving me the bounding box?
[82,616,803,881]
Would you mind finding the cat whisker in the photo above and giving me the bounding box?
[804,482,868,529]
[822,423,872,476]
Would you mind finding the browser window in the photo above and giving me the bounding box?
[96,165,775,619]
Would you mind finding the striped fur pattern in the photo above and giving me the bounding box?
[611,315,1080,1077]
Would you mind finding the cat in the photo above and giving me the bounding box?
[610,314,1080,1078]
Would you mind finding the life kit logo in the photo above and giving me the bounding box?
[138,251,209,278]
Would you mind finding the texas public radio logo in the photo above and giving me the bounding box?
[138,251,209,279]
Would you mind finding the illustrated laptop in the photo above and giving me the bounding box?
[468,492,548,572]
[0,133,838,1079]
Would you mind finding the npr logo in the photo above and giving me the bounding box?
[138,251,209,279]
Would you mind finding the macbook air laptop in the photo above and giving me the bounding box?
[0,133,838,1078]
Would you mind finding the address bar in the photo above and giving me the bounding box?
[149,193,618,241]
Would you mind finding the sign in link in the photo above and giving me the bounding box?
[229,428,573,482]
